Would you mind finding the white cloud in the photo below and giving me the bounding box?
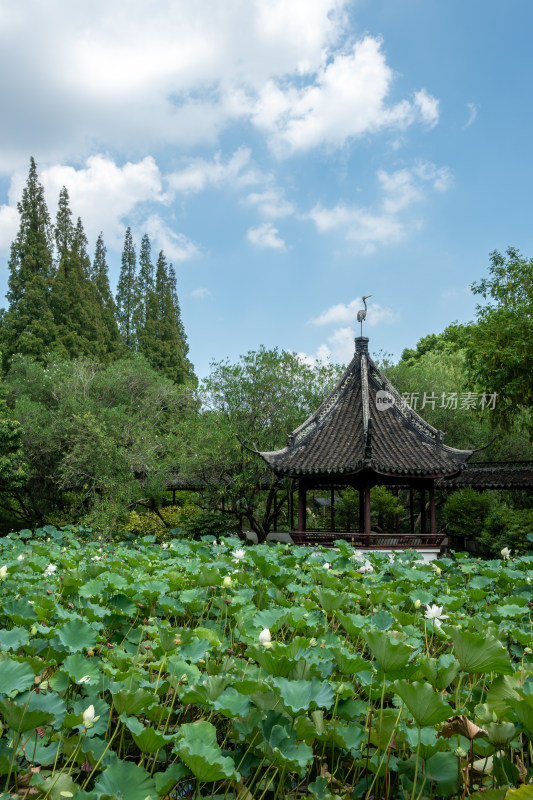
[311,299,398,327]
[465,102,478,128]
[144,214,200,263]
[252,38,439,154]
[168,147,258,194]
[0,204,19,254]
[245,188,294,218]
[191,286,211,298]
[247,222,286,250]
[308,161,452,251]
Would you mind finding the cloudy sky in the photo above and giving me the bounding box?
[1,1,532,376]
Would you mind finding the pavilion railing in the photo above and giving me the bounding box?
[290,530,446,549]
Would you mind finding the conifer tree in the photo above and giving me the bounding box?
[148,251,196,384]
[116,227,139,349]
[136,233,158,360]
[50,190,107,360]
[1,157,56,367]
[93,233,122,359]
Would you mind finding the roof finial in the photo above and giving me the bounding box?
[356,295,372,336]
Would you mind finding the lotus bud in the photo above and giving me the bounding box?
[258,628,272,648]
[414,599,421,609]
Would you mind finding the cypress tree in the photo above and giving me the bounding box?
[167,262,196,384]
[50,190,107,360]
[1,157,56,367]
[136,233,158,360]
[149,251,196,384]
[116,227,139,349]
[93,233,122,360]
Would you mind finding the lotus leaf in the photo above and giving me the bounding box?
[174,720,240,781]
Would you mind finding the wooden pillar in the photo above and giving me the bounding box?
[330,488,335,532]
[359,489,364,533]
[289,486,294,530]
[297,483,307,532]
[429,481,436,536]
[420,487,426,535]
[409,487,415,533]
[364,483,371,539]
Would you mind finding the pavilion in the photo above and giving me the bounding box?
[254,336,477,549]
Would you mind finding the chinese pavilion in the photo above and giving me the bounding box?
[255,336,476,548]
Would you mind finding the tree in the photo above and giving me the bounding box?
[177,348,343,540]
[50,190,109,361]
[146,251,195,385]
[464,247,533,436]
[3,354,195,531]
[116,227,139,349]
[1,157,56,367]
[92,233,122,360]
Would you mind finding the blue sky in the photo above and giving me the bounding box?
[1,0,532,378]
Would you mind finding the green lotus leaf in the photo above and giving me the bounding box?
[93,758,157,800]
[260,712,314,775]
[154,763,190,797]
[35,772,80,800]
[362,630,413,672]
[166,656,201,687]
[271,677,335,715]
[509,692,533,735]
[111,687,156,716]
[0,697,54,733]
[315,588,349,613]
[1,598,37,625]
[174,720,240,782]
[248,644,297,677]
[57,619,97,653]
[451,630,513,675]
[425,750,459,791]
[0,626,30,651]
[417,654,459,691]
[253,607,288,632]
[506,785,533,798]
[131,724,172,754]
[331,647,369,676]
[108,593,137,615]
[213,687,250,718]
[27,690,66,730]
[393,680,453,727]
[63,653,101,685]
[336,612,367,636]
[0,657,35,696]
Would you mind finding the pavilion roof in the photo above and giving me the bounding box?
[258,337,473,480]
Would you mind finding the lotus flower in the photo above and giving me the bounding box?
[258,628,272,648]
[161,542,169,550]
[0,565,7,579]
[414,599,421,609]
[501,547,511,560]
[223,575,232,588]
[44,564,57,576]
[425,604,448,628]
[323,562,331,570]
[82,704,100,728]
[17,554,24,562]
[358,560,374,574]
[77,675,91,685]
[233,548,246,562]
[432,563,442,575]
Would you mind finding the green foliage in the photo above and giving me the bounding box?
[465,247,533,436]
[115,226,139,350]
[477,506,533,557]
[4,354,195,530]
[442,487,493,539]
[0,530,531,799]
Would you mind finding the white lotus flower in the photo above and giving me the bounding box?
[258,628,272,648]
[349,551,365,562]
[223,575,232,588]
[17,554,24,562]
[414,599,421,609]
[425,604,449,628]
[44,564,57,576]
[501,547,511,560]
[358,560,374,574]
[82,704,100,728]
[161,542,169,550]
[77,675,91,685]
[0,565,7,579]
[323,562,331,570]
[233,548,246,562]
[432,564,442,575]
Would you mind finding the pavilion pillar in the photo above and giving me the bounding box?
[420,487,426,535]
[429,481,436,536]
[289,485,294,530]
[364,483,371,539]
[409,488,415,533]
[297,483,307,532]
[359,489,364,533]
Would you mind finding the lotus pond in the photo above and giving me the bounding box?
[0,527,533,800]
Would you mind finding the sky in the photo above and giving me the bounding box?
[1,0,532,379]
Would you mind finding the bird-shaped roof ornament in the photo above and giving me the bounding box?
[356,295,372,335]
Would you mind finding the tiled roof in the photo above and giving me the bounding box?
[438,461,533,489]
[259,337,472,479]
